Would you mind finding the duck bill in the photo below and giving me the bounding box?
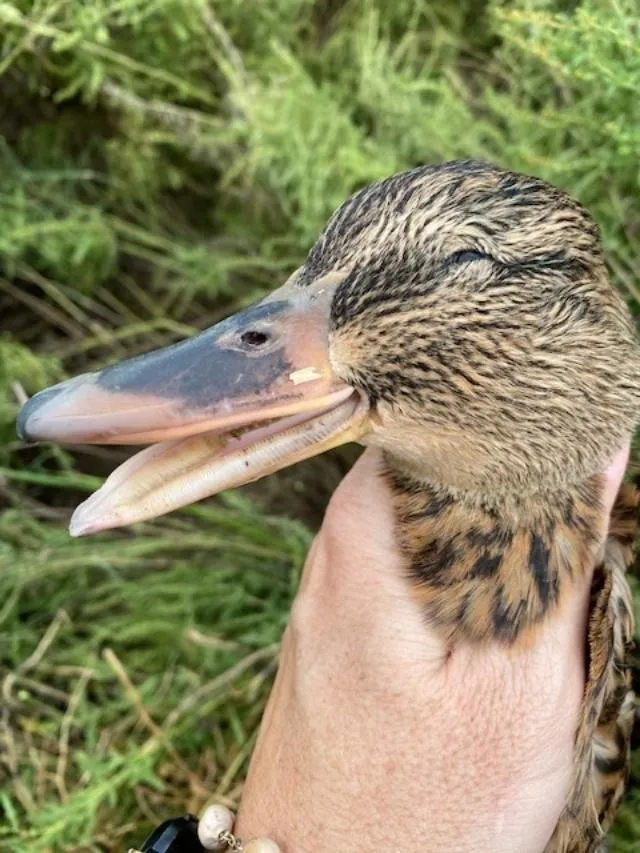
[17,278,369,536]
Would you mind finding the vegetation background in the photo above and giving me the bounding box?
[1,0,640,850]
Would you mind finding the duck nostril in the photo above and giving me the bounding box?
[241,330,270,347]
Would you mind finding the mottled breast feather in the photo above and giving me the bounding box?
[545,484,638,853]
[385,463,604,645]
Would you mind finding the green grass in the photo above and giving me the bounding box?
[0,467,308,852]
[1,0,640,849]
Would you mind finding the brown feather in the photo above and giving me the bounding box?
[385,466,605,644]
[546,484,638,852]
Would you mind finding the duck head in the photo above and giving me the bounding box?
[18,160,640,543]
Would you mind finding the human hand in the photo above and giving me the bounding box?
[235,445,629,853]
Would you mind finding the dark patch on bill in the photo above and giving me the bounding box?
[97,301,293,408]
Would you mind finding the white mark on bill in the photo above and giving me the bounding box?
[289,367,322,385]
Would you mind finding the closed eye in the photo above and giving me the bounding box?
[443,249,494,268]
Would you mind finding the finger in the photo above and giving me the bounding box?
[601,442,630,519]
[300,447,408,601]
[296,447,449,669]
[318,447,399,566]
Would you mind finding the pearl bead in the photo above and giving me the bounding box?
[197,804,234,851]
[244,839,282,853]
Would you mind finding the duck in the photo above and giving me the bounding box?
[17,159,640,853]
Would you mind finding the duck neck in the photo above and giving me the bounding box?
[383,458,607,645]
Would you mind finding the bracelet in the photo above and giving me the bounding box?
[130,805,281,853]
[198,805,280,853]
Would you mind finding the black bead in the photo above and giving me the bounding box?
[140,814,206,853]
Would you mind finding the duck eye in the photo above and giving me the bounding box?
[444,249,493,267]
[240,329,271,347]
